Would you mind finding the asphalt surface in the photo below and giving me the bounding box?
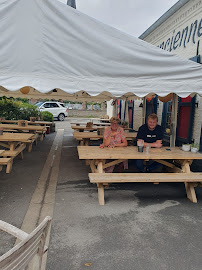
[1,118,202,270]
[48,119,202,270]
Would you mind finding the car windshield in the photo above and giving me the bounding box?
[60,103,65,107]
[35,102,43,107]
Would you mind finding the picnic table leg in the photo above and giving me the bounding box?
[97,183,105,205]
[182,160,197,203]
[40,134,43,141]
[28,143,33,152]
[9,142,16,151]
[6,159,13,173]
[89,160,97,173]
[0,165,2,171]
[20,151,24,159]
[84,139,89,146]
[80,140,84,146]
[97,160,105,205]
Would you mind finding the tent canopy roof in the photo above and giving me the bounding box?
[0,0,202,99]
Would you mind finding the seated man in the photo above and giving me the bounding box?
[136,113,163,172]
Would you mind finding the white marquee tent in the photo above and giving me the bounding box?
[0,0,202,101]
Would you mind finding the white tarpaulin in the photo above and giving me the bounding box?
[0,0,202,98]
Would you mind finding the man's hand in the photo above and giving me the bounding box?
[155,141,162,148]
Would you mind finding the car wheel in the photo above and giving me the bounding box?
[58,113,65,121]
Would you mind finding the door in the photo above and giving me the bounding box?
[145,96,158,122]
[49,103,60,117]
[176,95,196,145]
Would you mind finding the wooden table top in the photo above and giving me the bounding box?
[0,124,46,131]
[77,146,202,160]
[0,132,35,142]
[0,120,52,125]
[73,131,137,139]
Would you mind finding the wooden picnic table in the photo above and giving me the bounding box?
[0,124,46,141]
[73,131,137,145]
[0,119,52,126]
[71,125,132,132]
[0,133,36,173]
[77,146,202,205]
[0,132,36,151]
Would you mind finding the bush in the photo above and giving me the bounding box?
[0,98,40,120]
[40,111,53,122]
[20,103,41,120]
[0,99,21,119]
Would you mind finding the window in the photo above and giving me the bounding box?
[50,103,59,108]
[43,103,50,108]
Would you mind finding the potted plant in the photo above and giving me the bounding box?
[191,142,199,153]
[182,143,191,152]
[121,121,129,128]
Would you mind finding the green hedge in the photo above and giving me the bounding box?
[40,111,53,122]
[0,98,40,120]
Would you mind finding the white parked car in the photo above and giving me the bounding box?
[36,101,68,121]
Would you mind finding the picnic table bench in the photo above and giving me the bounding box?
[77,146,202,205]
[0,150,12,173]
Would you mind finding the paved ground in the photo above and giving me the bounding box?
[1,118,202,270]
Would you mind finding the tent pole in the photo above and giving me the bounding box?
[170,94,178,147]
[125,99,129,124]
[142,97,146,125]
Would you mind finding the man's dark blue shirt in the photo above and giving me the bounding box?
[137,124,163,143]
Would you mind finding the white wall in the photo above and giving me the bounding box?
[142,0,202,142]
[144,0,202,60]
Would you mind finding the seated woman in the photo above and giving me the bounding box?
[101,116,128,173]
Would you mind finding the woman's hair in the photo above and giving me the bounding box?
[110,116,120,123]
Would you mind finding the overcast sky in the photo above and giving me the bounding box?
[58,0,179,37]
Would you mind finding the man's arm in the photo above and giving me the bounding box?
[143,140,162,148]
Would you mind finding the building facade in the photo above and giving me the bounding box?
[138,0,202,146]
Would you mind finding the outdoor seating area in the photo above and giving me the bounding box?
[0,120,51,173]
[70,119,202,205]
[1,119,202,270]
[1,0,202,269]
